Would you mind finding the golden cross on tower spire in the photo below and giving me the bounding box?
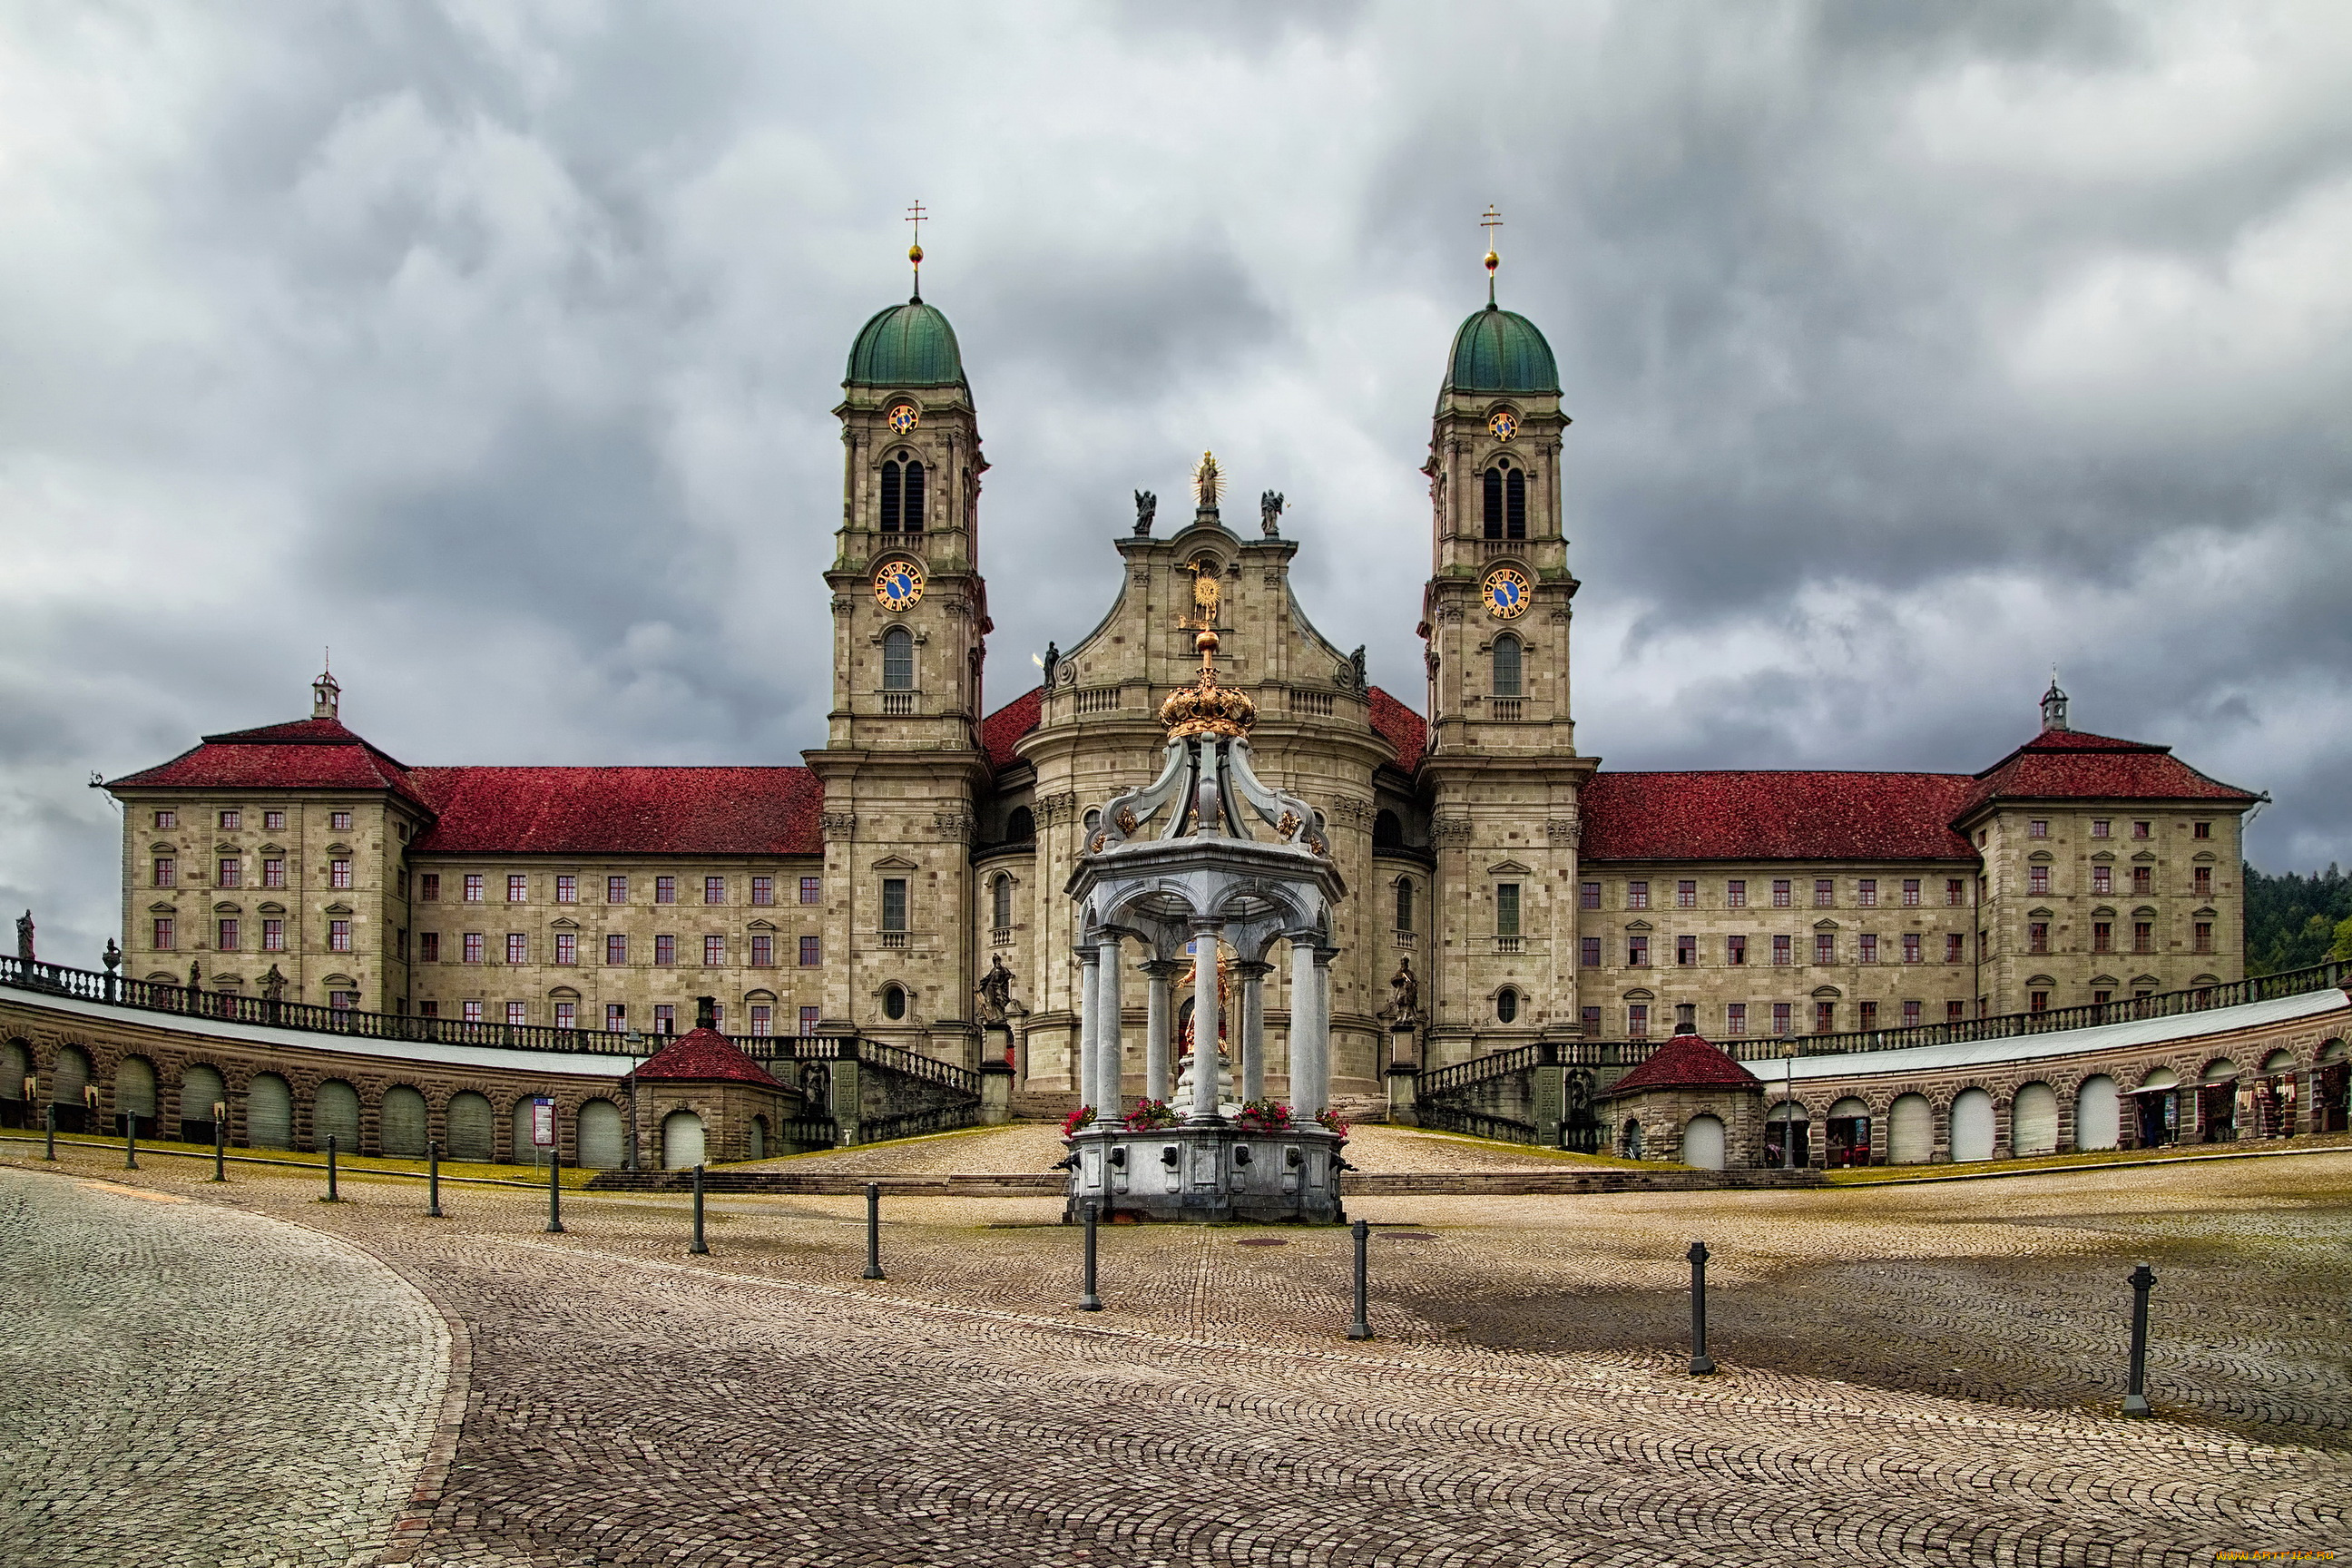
[906,201,927,298]
[1480,204,1503,305]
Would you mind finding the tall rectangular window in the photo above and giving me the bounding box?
[1945,879,1965,906]
[656,876,677,905]
[1772,880,1791,908]
[2132,866,2152,894]
[506,1002,527,1026]
[464,874,484,903]
[801,877,822,905]
[554,933,576,965]
[655,935,676,966]
[704,877,726,906]
[263,809,285,831]
[2029,865,2050,895]
[463,933,484,964]
[2093,922,2112,953]
[1726,1003,1747,1035]
[2092,865,2112,895]
[418,931,439,962]
[217,918,239,951]
[2029,921,2050,954]
[1945,933,1965,963]
[1580,1005,1602,1036]
[704,935,726,965]
[2193,866,2212,896]
[329,811,352,831]
[1627,934,1649,966]
[263,858,286,889]
[1858,1001,1877,1031]
[505,933,527,965]
[331,859,352,890]
[607,876,628,903]
[1394,880,1414,934]
[1675,935,1697,966]
[1814,878,1834,908]
[152,856,176,887]
[2194,921,2213,954]
[2030,991,2050,1014]
[153,916,175,950]
[1772,935,1791,965]
[1815,1001,1836,1034]
[507,875,527,902]
[1772,1002,1791,1036]
[1857,879,1877,907]
[554,1002,576,1030]
[1859,934,1878,964]
[1676,880,1697,908]
[654,1004,676,1034]
[751,877,774,906]
[799,935,820,966]
[1815,932,1836,965]
[1902,932,1922,963]
[750,934,774,967]
[1728,934,1747,965]
[463,1001,484,1023]
[329,919,352,953]
[799,1005,821,1037]
[1903,1000,1922,1027]
[217,858,241,887]
[1626,1004,1649,1040]
[219,808,240,829]
[2092,818,2111,838]
[1580,880,1601,910]
[606,934,627,965]
[1902,878,1920,906]
[1625,880,1649,910]
[1581,936,1602,967]
[556,876,577,904]
[153,809,176,829]
[263,919,285,952]
[1494,884,1520,936]
[606,1004,626,1031]
[419,873,439,901]
[750,1004,772,1037]
[2193,821,2211,839]
[882,878,909,933]
[1727,879,1747,908]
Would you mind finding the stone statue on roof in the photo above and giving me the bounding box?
[1132,490,1155,535]
[15,910,31,965]
[262,965,286,1003]
[1259,490,1283,538]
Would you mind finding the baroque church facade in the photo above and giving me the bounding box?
[105,260,2264,1107]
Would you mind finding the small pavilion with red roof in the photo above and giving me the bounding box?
[1598,1023,1765,1168]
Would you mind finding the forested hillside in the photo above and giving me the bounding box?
[2244,863,2352,975]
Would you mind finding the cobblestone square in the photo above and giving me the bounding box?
[3,1129,2346,1565]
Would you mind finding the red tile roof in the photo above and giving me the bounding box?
[1604,1030,1761,1095]
[628,1026,782,1087]
[407,767,821,856]
[1580,770,1978,863]
[1367,685,1426,763]
[1961,727,2259,817]
[109,717,432,808]
[981,685,1044,769]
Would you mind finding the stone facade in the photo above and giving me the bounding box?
[100,271,2266,1109]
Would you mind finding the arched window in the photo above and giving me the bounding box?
[882,627,915,691]
[1482,466,1504,539]
[1395,878,1415,934]
[901,460,924,533]
[1505,468,1525,539]
[1005,806,1034,842]
[879,460,902,532]
[991,874,1014,930]
[882,984,907,1021]
[1495,988,1519,1024]
[1492,633,1523,697]
[1372,809,1403,848]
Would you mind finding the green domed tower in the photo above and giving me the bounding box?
[811,242,994,1059]
[1416,232,1595,1067]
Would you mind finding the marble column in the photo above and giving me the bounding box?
[1236,961,1270,1102]
[1074,943,1100,1110]
[1289,937,1320,1118]
[1190,926,1223,1123]
[1096,932,1124,1117]
[1143,960,1179,1103]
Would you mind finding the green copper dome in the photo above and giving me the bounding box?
[845,298,966,388]
[1443,303,1559,396]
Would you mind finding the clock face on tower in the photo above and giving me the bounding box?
[1482,565,1530,619]
[874,559,925,612]
[1487,408,1518,442]
[886,402,919,435]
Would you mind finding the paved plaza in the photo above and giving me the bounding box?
[0,1128,2346,1565]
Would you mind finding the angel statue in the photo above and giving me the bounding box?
[1259,490,1284,538]
[1132,490,1156,536]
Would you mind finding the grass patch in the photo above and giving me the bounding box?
[1822,1132,2352,1185]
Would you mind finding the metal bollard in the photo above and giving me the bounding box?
[1687,1240,1716,1375]
[2122,1261,2157,1416]
[124,1118,138,1171]
[690,1163,709,1255]
[326,1135,340,1201]
[211,1114,226,1182]
[426,1140,443,1218]
[544,1145,564,1234]
[44,1102,55,1161]
[862,1181,885,1280]
[1347,1218,1373,1339]
[1077,1201,1102,1311]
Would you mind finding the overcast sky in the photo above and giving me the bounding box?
[5,2,2349,964]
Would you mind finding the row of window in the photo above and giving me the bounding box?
[152,856,307,889]
[152,808,349,832]
[1587,877,1971,912]
[2029,919,2212,956]
[2019,818,2210,841]
[412,999,825,1036]
[2025,865,2210,896]
[414,932,824,967]
[1584,999,1976,1039]
[152,917,309,954]
[1586,932,1972,967]
[417,873,822,906]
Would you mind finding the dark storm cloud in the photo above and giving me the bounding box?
[5,0,2350,966]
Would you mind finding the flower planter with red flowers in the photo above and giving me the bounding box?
[1234,1099,1293,1132]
